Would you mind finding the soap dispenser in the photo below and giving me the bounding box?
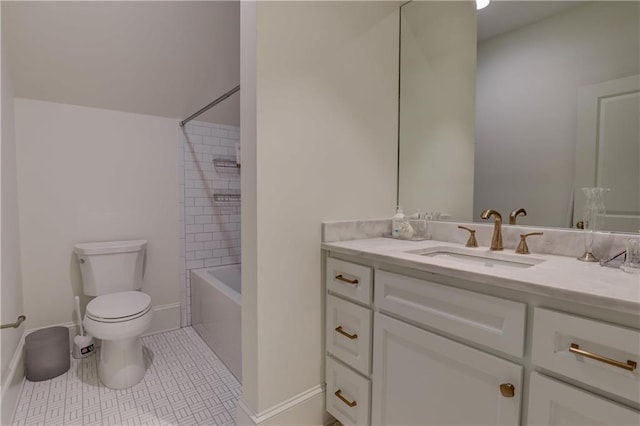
[392,206,405,238]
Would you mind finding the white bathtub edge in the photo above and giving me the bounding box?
[235,384,330,426]
[191,266,241,305]
[190,265,242,381]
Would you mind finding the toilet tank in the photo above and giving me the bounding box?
[74,240,147,296]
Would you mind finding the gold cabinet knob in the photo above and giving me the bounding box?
[500,383,515,398]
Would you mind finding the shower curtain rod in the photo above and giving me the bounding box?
[179,84,240,127]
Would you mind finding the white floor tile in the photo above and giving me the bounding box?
[12,327,240,426]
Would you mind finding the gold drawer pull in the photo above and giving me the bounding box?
[569,343,637,371]
[335,326,358,340]
[334,389,357,407]
[335,274,358,285]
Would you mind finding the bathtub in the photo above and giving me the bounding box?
[191,264,241,382]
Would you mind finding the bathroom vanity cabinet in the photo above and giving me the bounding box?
[322,248,640,426]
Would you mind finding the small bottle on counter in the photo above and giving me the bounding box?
[392,206,405,238]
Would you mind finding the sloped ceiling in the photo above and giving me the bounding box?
[2,1,239,126]
[477,1,583,42]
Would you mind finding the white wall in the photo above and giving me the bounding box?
[14,99,182,333]
[475,2,640,227]
[1,11,26,424]
[240,0,399,419]
[398,1,477,221]
[4,1,240,126]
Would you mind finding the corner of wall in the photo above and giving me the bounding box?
[1,13,27,424]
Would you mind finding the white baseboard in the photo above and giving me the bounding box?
[235,384,328,426]
[145,303,181,336]
[1,331,26,426]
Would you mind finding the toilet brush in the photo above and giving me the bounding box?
[72,296,95,359]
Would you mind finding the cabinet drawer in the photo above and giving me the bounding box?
[326,294,372,375]
[532,308,640,403]
[326,257,372,305]
[528,373,640,426]
[326,356,371,426]
[375,270,526,357]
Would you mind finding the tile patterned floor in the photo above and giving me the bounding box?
[12,327,241,426]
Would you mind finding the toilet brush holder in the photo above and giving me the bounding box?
[72,334,95,359]
[73,295,95,359]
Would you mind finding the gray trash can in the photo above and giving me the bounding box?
[24,326,70,381]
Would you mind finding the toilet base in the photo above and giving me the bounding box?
[98,337,145,389]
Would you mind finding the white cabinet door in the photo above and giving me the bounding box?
[372,313,522,426]
[527,373,640,426]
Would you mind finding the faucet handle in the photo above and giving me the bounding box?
[516,232,543,254]
[509,208,527,225]
[458,226,478,248]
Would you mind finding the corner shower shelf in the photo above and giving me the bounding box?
[213,158,240,169]
[213,192,241,202]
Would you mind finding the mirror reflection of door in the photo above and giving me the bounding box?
[574,75,640,233]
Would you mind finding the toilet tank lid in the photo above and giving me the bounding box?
[74,240,147,256]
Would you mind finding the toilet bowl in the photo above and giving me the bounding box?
[74,239,152,389]
[83,291,153,389]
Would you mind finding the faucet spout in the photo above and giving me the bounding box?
[481,209,503,251]
[509,208,527,225]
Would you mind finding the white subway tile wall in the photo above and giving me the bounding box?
[178,122,241,326]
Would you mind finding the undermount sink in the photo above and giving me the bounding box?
[407,246,545,270]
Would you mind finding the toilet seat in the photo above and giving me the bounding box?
[86,291,151,323]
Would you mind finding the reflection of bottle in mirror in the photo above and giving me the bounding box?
[398,220,415,240]
[622,237,640,274]
[392,206,405,238]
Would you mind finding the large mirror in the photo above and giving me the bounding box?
[398,1,640,232]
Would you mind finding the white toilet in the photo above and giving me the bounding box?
[74,240,153,389]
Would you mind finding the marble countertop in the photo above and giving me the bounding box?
[322,237,640,315]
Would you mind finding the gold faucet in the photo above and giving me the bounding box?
[515,232,543,254]
[481,209,503,251]
[458,226,478,248]
[509,208,527,225]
